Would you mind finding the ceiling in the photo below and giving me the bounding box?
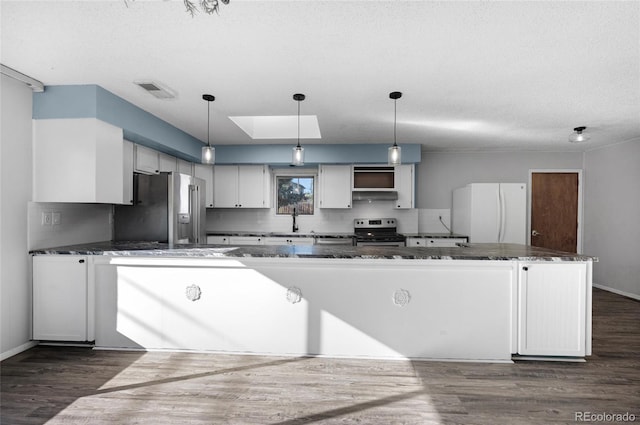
[2,0,639,153]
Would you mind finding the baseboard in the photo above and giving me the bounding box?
[1,341,38,361]
[593,283,640,301]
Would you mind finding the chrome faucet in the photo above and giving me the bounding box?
[292,207,299,233]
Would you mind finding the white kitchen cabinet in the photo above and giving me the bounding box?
[134,144,160,175]
[406,237,467,247]
[122,140,134,205]
[33,255,89,341]
[158,152,177,173]
[213,165,270,208]
[394,164,414,209]
[318,165,352,208]
[207,236,230,244]
[518,263,588,357]
[177,159,193,176]
[33,118,129,204]
[263,237,315,246]
[193,163,215,208]
[229,236,264,245]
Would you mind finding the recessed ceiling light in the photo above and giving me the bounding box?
[229,115,321,140]
[133,80,176,100]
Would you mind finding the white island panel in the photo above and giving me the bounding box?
[95,257,516,361]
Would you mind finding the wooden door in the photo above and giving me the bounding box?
[531,172,579,252]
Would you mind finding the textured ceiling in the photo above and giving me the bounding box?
[2,0,639,152]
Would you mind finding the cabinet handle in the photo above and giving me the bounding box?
[79,259,85,264]
[522,266,528,271]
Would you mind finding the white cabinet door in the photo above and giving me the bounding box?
[134,145,159,175]
[213,165,240,208]
[214,165,269,208]
[319,165,352,208]
[394,164,414,209]
[177,159,193,176]
[518,263,587,356]
[122,140,134,205]
[238,165,269,208]
[263,237,315,246]
[33,256,88,341]
[158,153,177,173]
[33,118,127,204]
[229,236,264,245]
[406,238,467,247]
[193,163,215,208]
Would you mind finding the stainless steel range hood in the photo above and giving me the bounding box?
[352,190,399,201]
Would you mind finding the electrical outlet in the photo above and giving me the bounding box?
[52,212,61,225]
[41,212,52,226]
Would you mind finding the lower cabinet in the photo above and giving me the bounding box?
[406,237,467,247]
[518,263,588,357]
[207,236,230,244]
[263,237,315,246]
[33,255,89,341]
[229,236,263,245]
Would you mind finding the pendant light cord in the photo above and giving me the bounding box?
[207,101,211,148]
[297,100,301,148]
[393,98,397,147]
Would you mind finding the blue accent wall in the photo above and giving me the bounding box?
[33,85,421,164]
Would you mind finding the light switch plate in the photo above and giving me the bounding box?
[42,212,52,226]
[52,212,61,225]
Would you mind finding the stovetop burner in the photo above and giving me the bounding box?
[354,218,406,245]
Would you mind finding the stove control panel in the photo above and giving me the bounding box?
[354,218,397,229]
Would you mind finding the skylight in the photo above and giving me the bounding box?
[229,115,321,140]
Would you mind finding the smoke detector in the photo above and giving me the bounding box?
[134,80,176,99]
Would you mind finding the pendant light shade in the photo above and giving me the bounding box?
[201,94,215,164]
[388,91,402,165]
[292,93,305,166]
[568,126,590,143]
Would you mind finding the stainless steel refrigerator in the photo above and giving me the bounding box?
[452,183,527,244]
[114,172,206,244]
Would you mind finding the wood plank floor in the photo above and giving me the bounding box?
[2,288,639,425]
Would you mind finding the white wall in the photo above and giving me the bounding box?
[1,74,35,359]
[417,151,584,208]
[584,140,640,299]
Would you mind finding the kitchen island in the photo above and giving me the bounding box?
[31,243,595,362]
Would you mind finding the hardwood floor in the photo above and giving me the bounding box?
[2,288,638,425]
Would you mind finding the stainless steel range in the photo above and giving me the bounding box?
[354,218,406,247]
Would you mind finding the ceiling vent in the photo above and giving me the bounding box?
[134,80,176,99]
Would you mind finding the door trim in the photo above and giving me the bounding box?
[528,169,583,253]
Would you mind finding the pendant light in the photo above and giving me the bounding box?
[292,93,305,166]
[388,91,402,165]
[201,94,215,164]
[568,126,590,143]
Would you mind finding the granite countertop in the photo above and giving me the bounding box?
[207,231,355,239]
[208,231,467,239]
[402,233,468,239]
[30,241,596,261]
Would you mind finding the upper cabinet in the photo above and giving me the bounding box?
[133,145,160,175]
[33,118,130,204]
[394,164,414,209]
[193,163,214,208]
[213,165,270,208]
[158,152,177,173]
[319,165,352,209]
[177,159,193,176]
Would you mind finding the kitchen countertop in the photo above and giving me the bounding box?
[402,233,468,239]
[31,241,596,261]
[207,231,355,239]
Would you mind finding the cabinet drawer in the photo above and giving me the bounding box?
[207,236,230,244]
[406,238,466,247]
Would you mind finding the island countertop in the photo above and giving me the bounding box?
[30,241,596,261]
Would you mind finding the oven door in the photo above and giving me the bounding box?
[355,240,406,247]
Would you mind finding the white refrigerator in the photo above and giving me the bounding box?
[452,183,527,244]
